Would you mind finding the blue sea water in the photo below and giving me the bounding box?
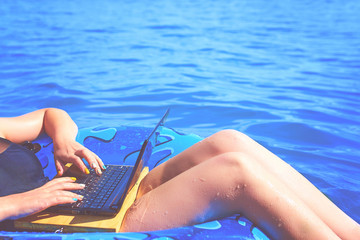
[0,0,359,226]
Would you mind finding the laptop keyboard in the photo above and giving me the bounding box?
[72,165,130,209]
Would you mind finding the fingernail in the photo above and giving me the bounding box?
[57,170,61,175]
[71,177,77,181]
[91,163,96,169]
[85,168,90,174]
[96,168,102,175]
[73,198,78,202]
[78,195,84,200]
[79,184,86,188]
[102,165,107,170]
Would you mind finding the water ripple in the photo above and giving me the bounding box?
[162,63,198,68]
[145,25,189,30]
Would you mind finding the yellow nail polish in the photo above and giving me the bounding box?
[85,168,90,174]
[71,177,77,181]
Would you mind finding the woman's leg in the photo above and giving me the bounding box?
[137,130,240,197]
[122,152,340,239]
[139,130,360,239]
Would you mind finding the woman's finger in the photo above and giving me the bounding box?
[75,148,103,175]
[52,182,85,191]
[95,154,106,170]
[67,154,89,175]
[45,194,80,208]
[42,177,84,191]
[44,176,75,185]
[54,190,84,201]
[54,158,66,176]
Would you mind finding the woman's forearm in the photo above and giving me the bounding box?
[0,197,12,221]
[43,108,78,143]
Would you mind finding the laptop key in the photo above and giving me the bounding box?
[72,201,84,208]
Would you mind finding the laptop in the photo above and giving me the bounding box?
[49,109,169,217]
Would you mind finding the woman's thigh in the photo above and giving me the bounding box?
[121,152,338,239]
[137,130,246,197]
[122,153,242,232]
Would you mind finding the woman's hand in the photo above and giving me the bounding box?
[53,138,105,176]
[0,177,85,221]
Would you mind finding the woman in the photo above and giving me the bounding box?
[0,108,359,239]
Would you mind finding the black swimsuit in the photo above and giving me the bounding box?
[0,137,49,230]
[0,137,48,197]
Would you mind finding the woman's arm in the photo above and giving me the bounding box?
[0,109,103,221]
[0,108,77,143]
[0,177,84,221]
[0,108,105,175]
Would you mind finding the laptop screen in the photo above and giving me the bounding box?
[144,108,170,162]
[119,108,170,201]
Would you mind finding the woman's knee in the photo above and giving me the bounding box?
[205,129,253,155]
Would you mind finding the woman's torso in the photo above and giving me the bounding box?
[0,137,48,197]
